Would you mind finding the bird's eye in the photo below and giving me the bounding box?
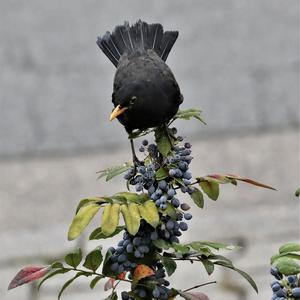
[130,96,137,105]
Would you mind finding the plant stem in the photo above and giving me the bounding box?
[183,281,217,292]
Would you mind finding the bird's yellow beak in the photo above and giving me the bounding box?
[110,105,128,121]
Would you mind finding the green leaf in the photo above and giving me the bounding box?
[177,290,210,300]
[89,226,124,240]
[155,127,172,157]
[274,257,300,275]
[196,241,239,251]
[68,203,101,240]
[153,239,171,250]
[121,203,141,235]
[83,247,103,272]
[101,203,120,236]
[115,192,147,204]
[172,243,190,254]
[214,261,258,293]
[190,188,204,208]
[102,249,113,276]
[173,108,206,125]
[296,187,300,197]
[97,162,132,182]
[271,253,300,265]
[138,200,160,228]
[279,243,300,254]
[156,167,169,181]
[189,242,212,257]
[65,248,82,268]
[200,259,215,275]
[161,203,178,219]
[38,269,70,290]
[161,256,177,276]
[103,292,118,300]
[58,272,90,299]
[90,275,104,289]
[199,180,219,201]
[51,262,64,269]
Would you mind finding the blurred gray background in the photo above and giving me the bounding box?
[0,0,299,299]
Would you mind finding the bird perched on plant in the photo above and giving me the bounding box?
[97,20,183,163]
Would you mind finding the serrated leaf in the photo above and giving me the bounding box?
[97,162,132,181]
[174,108,206,125]
[121,204,140,235]
[274,257,300,275]
[68,203,101,240]
[190,188,204,208]
[279,243,300,254]
[161,256,177,276]
[8,266,51,290]
[38,268,70,290]
[101,203,120,236]
[90,275,104,289]
[65,248,82,268]
[89,226,124,240]
[200,259,215,275]
[199,181,219,201]
[138,200,159,228]
[155,127,172,157]
[156,168,169,181]
[133,264,155,283]
[83,247,103,272]
[58,272,90,299]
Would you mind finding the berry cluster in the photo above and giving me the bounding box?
[270,266,300,299]
[111,130,196,299]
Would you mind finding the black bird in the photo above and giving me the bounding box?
[97,20,183,163]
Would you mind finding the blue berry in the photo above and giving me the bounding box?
[184,142,191,148]
[152,287,160,298]
[169,169,177,177]
[142,139,148,146]
[184,213,192,220]
[110,262,119,272]
[138,289,147,298]
[180,203,190,211]
[121,291,130,300]
[158,180,167,190]
[292,287,300,297]
[133,237,141,246]
[179,222,188,231]
[171,198,180,208]
[134,250,142,258]
[166,220,175,230]
[117,254,127,263]
[167,188,175,197]
[151,231,158,240]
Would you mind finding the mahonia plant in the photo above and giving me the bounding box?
[270,243,300,300]
[8,108,276,300]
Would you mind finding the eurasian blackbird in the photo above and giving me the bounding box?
[97,20,183,162]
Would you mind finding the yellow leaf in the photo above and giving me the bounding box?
[120,204,140,235]
[138,200,159,227]
[101,203,120,236]
[68,203,100,240]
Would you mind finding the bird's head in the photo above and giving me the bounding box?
[110,80,151,121]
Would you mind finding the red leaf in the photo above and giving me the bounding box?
[187,292,210,300]
[133,264,155,283]
[225,174,276,190]
[104,278,115,291]
[8,266,50,290]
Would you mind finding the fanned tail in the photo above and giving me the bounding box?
[97,20,178,67]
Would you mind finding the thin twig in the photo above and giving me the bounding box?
[183,281,217,292]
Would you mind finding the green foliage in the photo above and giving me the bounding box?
[83,247,103,271]
[65,248,82,268]
[155,126,172,157]
[190,188,204,208]
[97,162,132,181]
[271,242,300,275]
[295,187,300,197]
[172,108,206,125]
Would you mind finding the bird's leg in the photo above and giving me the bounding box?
[130,138,141,166]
